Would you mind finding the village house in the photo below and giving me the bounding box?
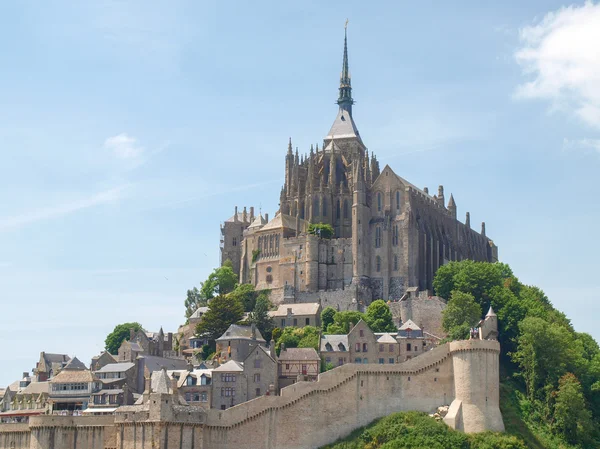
[215,324,266,363]
[211,360,244,410]
[0,381,49,423]
[277,347,320,390]
[174,368,212,406]
[48,357,99,415]
[320,334,349,367]
[347,320,380,364]
[33,352,70,381]
[89,351,116,372]
[397,319,428,362]
[268,303,321,329]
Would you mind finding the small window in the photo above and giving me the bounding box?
[285,364,290,370]
[254,373,261,382]
[355,357,362,363]
[256,388,261,396]
[389,344,394,352]
[363,358,368,364]
[376,256,381,272]
[407,343,412,351]
[396,191,400,210]
[355,343,361,352]
[389,358,394,364]
[293,318,298,326]
[266,266,272,273]
[377,192,382,211]
[363,343,368,352]
[359,329,364,337]
[379,344,384,352]
[232,237,237,246]
[305,317,310,325]
[254,359,262,369]
[393,255,398,271]
[379,358,384,364]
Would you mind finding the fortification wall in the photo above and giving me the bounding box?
[116,423,203,449]
[203,344,453,449]
[28,415,115,449]
[0,424,30,449]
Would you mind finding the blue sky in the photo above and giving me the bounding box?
[1,0,599,387]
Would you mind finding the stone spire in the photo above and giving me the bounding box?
[329,147,336,187]
[337,20,354,116]
[448,194,457,219]
[437,185,445,207]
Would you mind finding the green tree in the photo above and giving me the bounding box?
[307,222,334,239]
[321,307,337,331]
[365,300,396,332]
[330,311,365,334]
[228,283,258,312]
[248,294,275,342]
[200,262,238,300]
[553,373,593,445]
[105,322,144,355]
[184,287,207,319]
[195,294,244,344]
[275,326,320,353]
[512,317,585,400]
[433,260,507,303]
[442,291,482,338]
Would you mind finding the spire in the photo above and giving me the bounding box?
[448,194,457,219]
[337,20,354,116]
[486,306,497,317]
[287,137,293,155]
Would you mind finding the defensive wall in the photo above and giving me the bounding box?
[0,339,503,449]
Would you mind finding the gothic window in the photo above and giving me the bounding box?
[343,199,349,219]
[377,192,382,212]
[394,255,398,271]
[322,198,327,216]
[376,256,381,272]
[392,225,399,246]
[313,197,319,217]
[375,227,382,248]
[396,191,401,210]
[336,199,341,219]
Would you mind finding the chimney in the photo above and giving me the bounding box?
[22,372,28,379]
[265,213,269,223]
[234,206,239,223]
[250,206,255,221]
[481,222,486,237]
[129,328,135,341]
[424,187,429,194]
[144,376,151,394]
[466,212,471,228]
[269,340,276,360]
[251,323,257,340]
[281,343,286,352]
[171,376,178,396]
[168,332,173,349]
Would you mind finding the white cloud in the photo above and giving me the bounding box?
[0,186,128,232]
[104,133,144,159]
[563,138,600,154]
[515,2,600,129]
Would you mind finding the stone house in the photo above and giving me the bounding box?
[243,345,277,401]
[0,381,49,423]
[215,324,266,363]
[90,351,116,372]
[177,306,210,356]
[347,320,379,364]
[268,303,321,329]
[175,369,212,406]
[375,333,399,364]
[397,319,428,362]
[278,347,320,390]
[33,352,70,381]
[211,361,244,410]
[117,340,144,362]
[48,357,99,414]
[90,361,138,413]
[320,334,349,367]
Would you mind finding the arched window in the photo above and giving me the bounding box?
[377,192,382,212]
[322,198,327,216]
[375,227,382,248]
[396,191,401,210]
[336,199,341,219]
[313,197,319,217]
[343,200,349,219]
[376,256,381,272]
[394,255,398,271]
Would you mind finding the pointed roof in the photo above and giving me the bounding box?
[63,357,86,371]
[486,306,497,317]
[448,194,456,208]
[213,360,244,372]
[216,324,265,343]
[376,333,397,344]
[261,212,307,233]
[325,107,362,141]
[399,319,421,331]
[248,214,268,230]
[151,368,171,394]
[337,21,354,114]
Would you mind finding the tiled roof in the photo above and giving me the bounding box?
[21,382,49,395]
[278,348,320,361]
[399,319,421,331]
[225,212,245,223]
[216,324,265,343]
[63,357,87,370]
[138,355,188,373]
[261,213,307,232]
[320,335,348,352]
[50,370,96,384]
[268,303,320,317]
[248,214,268,229]
[376,333,397,344]
[190,307,209,319]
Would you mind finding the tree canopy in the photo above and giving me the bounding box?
[365,300,396,332]
[308,222,334,239]
[195,295,244,344]
[321,307,337,331]
[184,287,207,319]
[442,291,482,340]
[105,322,143,355]
[200,262,238,299]
[247,293,275,342]
[274,326,320,353]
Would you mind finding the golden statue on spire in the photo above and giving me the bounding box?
[345,18,349,29]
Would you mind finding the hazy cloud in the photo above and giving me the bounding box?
[563,138,600,154]
[515,2,600,129]
[104,133,144,159]
[0,186,128,232]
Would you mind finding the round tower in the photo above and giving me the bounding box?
[444,339,505,433]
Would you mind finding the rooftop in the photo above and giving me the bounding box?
[320,335,349,352]
[216,324,265,342]
[278,347,320,361]
[268,303,320,317]
[213,360,244,373]
[95,362,135,373]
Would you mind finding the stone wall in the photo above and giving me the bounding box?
[389,296,446,338]
[0,424,30,449]
[28,415,115,449]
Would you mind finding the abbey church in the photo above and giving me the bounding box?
[221,29,497,306]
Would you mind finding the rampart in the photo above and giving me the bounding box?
[0,340,503,449]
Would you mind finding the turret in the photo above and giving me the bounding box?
[448,194,457,219]
[437,185,445,207]
[466,212,471,228]
[481,222,486,237]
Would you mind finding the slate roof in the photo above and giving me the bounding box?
[151,369,172,394]
[213,360,244,373]
[248,214,268,229]
[95,362,135,373]
[50,369,96,384]
[399,319,421,331]
[216,324,265,343]
[278,348,320,362]
[320,335,348,352]
[190,307,209,320]
[63,357,87,371]
[225,212,245,223]
[269,303,320,317]
[376,333,398,344]
[325,108,362,141]
[43,353,71,365]
[139,356,188,373]
[20,382,49,395]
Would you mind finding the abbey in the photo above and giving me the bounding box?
[221,29,498,304]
